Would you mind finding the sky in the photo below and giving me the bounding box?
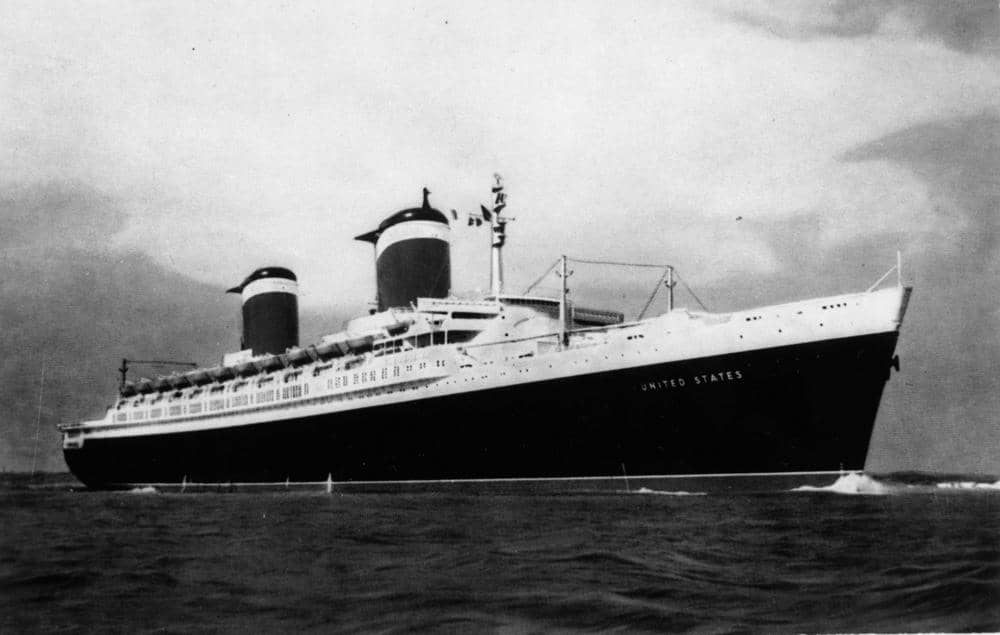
[1,0,997,474]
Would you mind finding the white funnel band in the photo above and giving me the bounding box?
[376,220,449,259]
[242,277,298,302]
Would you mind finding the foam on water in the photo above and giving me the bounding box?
[791,472,891,495]
[127,486,159,494]
[936,480,1000,491]
[793,472,1000,495]
[633,486,707,496]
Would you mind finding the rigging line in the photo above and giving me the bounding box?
[638,267,670,321]
[522,257,562,295]
[676,272,710,311]
[31,363,46,476]
[567,257,671,269]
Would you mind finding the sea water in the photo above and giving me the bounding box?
[2,473,998,633]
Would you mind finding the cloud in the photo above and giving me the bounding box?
[0,181,342,471]
[2,4,999,474]
[840,111,1000,261]
[0,181,125,251]
[729,0,1000,56]
[691,112,1000,474]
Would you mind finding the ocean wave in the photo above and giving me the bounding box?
[127,486,159,494]
[792,472,1000,495]
[632,487,707,496]
[791,472,890,495]
[935,480,1000,491]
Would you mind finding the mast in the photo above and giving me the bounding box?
[559,255,569,347]
[667,266,675,312]
[489,174,507,298]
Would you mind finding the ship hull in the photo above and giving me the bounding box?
[65,331,899,489]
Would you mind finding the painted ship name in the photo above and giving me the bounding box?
[640,369,744,392]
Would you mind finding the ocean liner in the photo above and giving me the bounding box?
[59,176,911,489]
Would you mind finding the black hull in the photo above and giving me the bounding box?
[65,332,899,488]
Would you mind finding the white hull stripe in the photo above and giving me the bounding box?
[242,277,298,302]
[376,220,449,259]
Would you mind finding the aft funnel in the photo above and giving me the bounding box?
[227,267,299,355]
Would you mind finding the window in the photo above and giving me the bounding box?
[189,403,202,414]
[168,405,182,417]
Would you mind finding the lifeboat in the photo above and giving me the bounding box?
[168,374,192,389]
[235,360,260,377]
[135,378,155,394]
[119,381,138,397]
[184,369,212,385]
[286,347,312,366]
[254,355,283,372]
[209,366,235,382]
[347,334,374,352]
[317,335,351,359]
[151,377,172,392]
[315,341,338,359]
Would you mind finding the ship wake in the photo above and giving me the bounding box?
[632,486,707,496]
[791,472,1000,495]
